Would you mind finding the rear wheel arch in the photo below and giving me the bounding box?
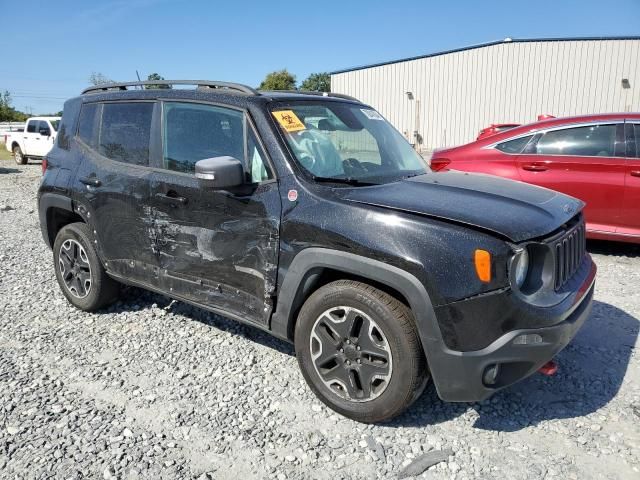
[39,193,84,248]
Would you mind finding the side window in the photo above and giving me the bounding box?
[99,103,153,165]
[26,121,36,133]
[77,103,100,148]
[247,128,273,183]
[634,124,640,158]
[495,135,533,154]
[535,124,617,157]
[57,122,70,150]
[162,102,244,174]
[625,123,637,158]
[38,121,51,136]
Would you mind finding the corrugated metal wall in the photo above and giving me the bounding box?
[331,39,640,151]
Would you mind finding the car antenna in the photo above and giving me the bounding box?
[135,70,143,90]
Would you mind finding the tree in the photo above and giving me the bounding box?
[300,72,330,92]
[258,69,296,91]
[145,73,171,89]
[0,90,27,122]
[88,72,114,86]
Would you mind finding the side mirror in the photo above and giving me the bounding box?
[195,156,244,188]
[40,129,50,136]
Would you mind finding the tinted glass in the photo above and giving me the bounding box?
[163,102,244,174]
[247,128,272,183]
[495,135,532,154]
[535,124,617,157]
[77,103,100,148]
[26,121,36,133]
[625,123,636,158]
[38,121,51,135]
[99,103,153,165]
[635,124,640,158]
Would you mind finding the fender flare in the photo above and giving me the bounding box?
[38,192,74,248]
[270,248,453,398]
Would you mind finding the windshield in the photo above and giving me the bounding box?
[272,102,429,185]
[50,120,60,131]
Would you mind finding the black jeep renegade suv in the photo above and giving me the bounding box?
[38,80,596,422]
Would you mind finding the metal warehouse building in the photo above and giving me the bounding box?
[330,37,640,151]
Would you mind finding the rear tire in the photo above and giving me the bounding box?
[53,222,119,311]
[13,145,27,165]
[295,280,428,423]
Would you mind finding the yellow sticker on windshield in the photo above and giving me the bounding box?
[272,110,306,132]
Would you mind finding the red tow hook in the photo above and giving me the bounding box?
[538,360,558,376]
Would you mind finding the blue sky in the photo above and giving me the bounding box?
[1,0,639,114]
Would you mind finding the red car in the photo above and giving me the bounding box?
[431,113,640,244]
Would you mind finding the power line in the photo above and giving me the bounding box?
[11,95,68,100]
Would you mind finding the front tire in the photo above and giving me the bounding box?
[295,280,428,423]
[53,222,119,311]
[13,145,27,165]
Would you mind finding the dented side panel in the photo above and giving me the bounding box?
[72,143,158,284]
[145,170,281,325]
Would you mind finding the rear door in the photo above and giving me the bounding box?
[146,100,280,325]
[72,101,158,284]
[23,120,39,155]
[619,122,640,236]
[516,122,626,233]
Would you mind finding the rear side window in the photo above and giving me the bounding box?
[634,124,640,158]
[77,103,100,148]
[162,102,244,174]
[37,121,51,136]
[535,124,617,157]
[99,103,153,166]
[26,121,36,133]
[495,135,532,154]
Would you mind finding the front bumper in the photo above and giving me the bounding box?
[427,258,596,402]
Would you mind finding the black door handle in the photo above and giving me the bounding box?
[155,192,188,205]
[79,176,102,187]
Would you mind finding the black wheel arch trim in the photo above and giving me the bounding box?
[38,192,74,249]
[270,248,456,399]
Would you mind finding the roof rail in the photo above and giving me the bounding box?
[261,90,360,102]
[82,80,259,95]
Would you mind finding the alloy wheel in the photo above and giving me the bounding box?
[58,239,92,298]
[310,306,393,402]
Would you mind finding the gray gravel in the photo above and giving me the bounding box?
[1,163,639,479]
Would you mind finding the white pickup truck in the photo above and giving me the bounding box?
[5,117,61,165]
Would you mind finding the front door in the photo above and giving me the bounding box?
[516,122,626,233]
[619,122,640,237]
[146,101,280,325]
[72,101,158,284]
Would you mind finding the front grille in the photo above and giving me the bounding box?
[553,218,586,290]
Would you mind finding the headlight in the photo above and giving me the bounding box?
[513,249,529,288]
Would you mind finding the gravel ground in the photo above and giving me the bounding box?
[1,162,639,480]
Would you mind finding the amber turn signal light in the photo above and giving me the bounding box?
[474,249,492,283]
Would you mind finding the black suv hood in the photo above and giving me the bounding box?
[341,172,584,242]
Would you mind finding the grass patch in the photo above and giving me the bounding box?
[0,147,13,161]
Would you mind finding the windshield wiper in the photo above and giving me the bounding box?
[312,176,378,186]
[402,172,428,180]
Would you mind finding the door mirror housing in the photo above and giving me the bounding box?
[40,129,50,136]
[195,156,244,188]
